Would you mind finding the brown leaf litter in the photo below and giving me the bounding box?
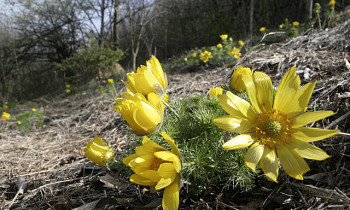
[1,20,350,209]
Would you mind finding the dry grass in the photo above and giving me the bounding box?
[1,20,350,209]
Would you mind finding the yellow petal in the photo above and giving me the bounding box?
[260,147,279,182]
[158,162,176,175]
[122,154,138,166]
[138,170,162,182]
[292,127,340,142]
[244,142,264,172]
[289,138,330,160]
[213,115,253,133]
[292,111,335,128]
[217,94,246,118]
[162,178,179,210]
[155,177,174,190]
[135,154,154,167]
[122,79,137,94]
[274,67,300,111]
[254,71,274,112]
[133,103,161,133]
[226,91,257,121]
[148,56,167,90]
[154,151,182,173]
[134,70,158,94]
[277,145,310,180]
[222,134,255,150]
[242,74,261,113]
[161,132,181,158]
[283,81,316,117]
[130,174,158,186]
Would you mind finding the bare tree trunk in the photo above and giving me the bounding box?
[99,0,105,47]
[113,0,120,49]
[129,0,145,71]
[306,0,313,23]
[249,0,254,42]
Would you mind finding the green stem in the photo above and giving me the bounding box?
[162,100,180,119]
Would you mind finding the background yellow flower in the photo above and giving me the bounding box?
[259,27,266,32]
[220,34,228,40]
[1,112,10,120]
[238,40,245,47]
[208,87,223,98]
[200,51,213,63]
[229,66,252,92]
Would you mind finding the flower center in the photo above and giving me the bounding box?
[265,119,281,135]
[151,157,163,170]
[253,110,292,149]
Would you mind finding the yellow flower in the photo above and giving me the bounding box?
[192,53,197,57]
[293,21,299,27]
[66,89,71,93]
[1,112,10,120]
[122,56,169,103]
[17,121,21,125]
[123,132,182,210]
[238,40,245,47]
[84,136,115,167]
[114,92,164,136]
[229,37,233,41]
[32,108,36,112]
[220,34,228,40]
[200,51,213,63]
[329,0,336,7]
[279,23,285,29]
[229,66,252,92]
[213,67,339,182]
[217,43,222,49]
[108,78,114,84]
[208,87,223,98]
[66,84,71,88]
[259,27,266,32]
[228,47,241,59]
[3,104,8,110]
[184,57,188,62]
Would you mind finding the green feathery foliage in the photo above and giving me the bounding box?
[149,95,255,195]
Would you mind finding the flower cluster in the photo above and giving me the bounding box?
[83,53,339,209]
[84,56,182,209]
[278,18,299,37]
[182,34,245,67]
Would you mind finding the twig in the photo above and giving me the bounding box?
[30,178,82,193]
[325,111,350,129]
